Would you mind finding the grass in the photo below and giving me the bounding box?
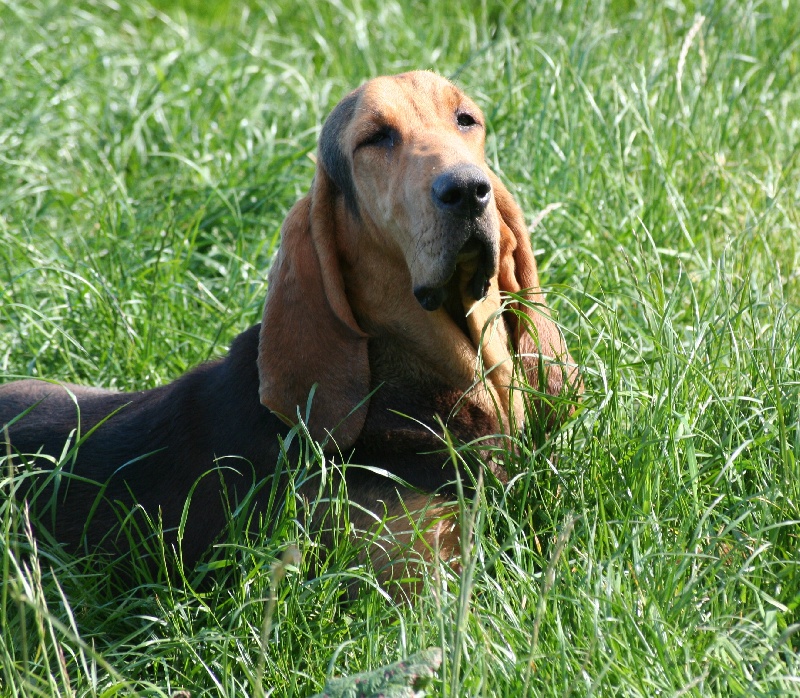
[1,0,799,695]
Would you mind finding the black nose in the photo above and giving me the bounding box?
[431,165,492,217]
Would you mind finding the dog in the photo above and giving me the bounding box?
[0,71,578,587]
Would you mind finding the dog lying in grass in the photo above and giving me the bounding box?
[0,71,578,589]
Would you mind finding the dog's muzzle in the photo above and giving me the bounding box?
[413,233,495,311]
[413,164,498,312]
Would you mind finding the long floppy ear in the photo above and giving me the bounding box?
[257,169,369,450]
[490,171,580,424]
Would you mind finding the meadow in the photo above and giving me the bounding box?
[1,0,799,695]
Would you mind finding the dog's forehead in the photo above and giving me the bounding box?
[355,72,479,126]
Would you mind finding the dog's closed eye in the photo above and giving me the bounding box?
[357,126,398,150]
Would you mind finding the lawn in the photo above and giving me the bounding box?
[1,0,799,695]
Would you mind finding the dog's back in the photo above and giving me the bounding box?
[0,325,282,567]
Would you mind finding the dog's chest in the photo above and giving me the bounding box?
[365,336,501,441]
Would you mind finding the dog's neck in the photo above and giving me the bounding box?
[337,213,524,433]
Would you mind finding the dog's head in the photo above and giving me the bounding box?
[258,72,578,449]
[319,71,500,310]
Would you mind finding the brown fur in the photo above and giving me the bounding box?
[0,72,579,593]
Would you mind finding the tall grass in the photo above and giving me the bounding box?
[1,0,799,695]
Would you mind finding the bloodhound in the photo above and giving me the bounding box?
[0,71,578,589]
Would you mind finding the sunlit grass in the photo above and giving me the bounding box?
[1,0,799,695]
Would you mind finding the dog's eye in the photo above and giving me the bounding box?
[456,112,479,129]
[358,127,396,149]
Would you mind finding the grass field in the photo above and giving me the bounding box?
[2,0,800,695]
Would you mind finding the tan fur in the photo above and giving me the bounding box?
[258,71,578,450]
[258,174,370,447]
[257,71,580,587]
[302,474,460,599]
[354,492,461,600]
[491,170,581,423]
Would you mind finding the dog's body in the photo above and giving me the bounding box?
[2,327,278,567]
[0,72,578,583]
